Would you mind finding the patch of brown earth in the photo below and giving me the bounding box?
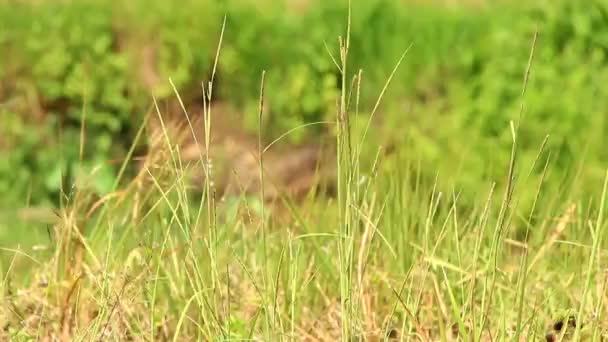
[144,100,336,203]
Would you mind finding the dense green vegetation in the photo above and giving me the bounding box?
[2,0,608,208]
[2,0,608,340]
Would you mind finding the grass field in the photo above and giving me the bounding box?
[3,0,608,341]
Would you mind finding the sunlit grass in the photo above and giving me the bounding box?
[2,3,608,342]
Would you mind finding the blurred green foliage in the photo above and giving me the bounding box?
[1,0,608,211]
[415,0,608,210]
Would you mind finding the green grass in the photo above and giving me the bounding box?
[4,95,608,340]
[3,1,608,341]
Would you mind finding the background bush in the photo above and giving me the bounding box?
[1,0,608,213]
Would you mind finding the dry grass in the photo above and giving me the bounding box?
[2,2,608,341]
